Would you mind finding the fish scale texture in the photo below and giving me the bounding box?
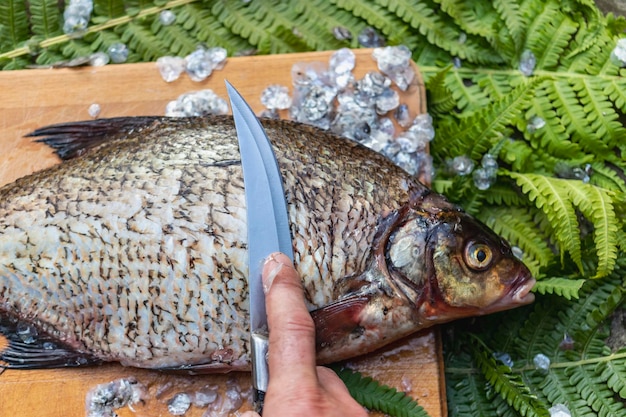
[0,116,419,370]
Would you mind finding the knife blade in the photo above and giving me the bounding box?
[226,81,294,414]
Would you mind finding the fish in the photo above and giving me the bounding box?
[0,115,535,372]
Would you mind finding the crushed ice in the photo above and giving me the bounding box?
[63,0,93,35]
[519,49,536,76]
[533,353,550,372]
[162,44,434,178]
[165,89,229,117]
[107,43,129,64]
[492,351,514,367]
[549,404,571,417]
[611,38,626,67]
[160,10,177,26]
[85,378,146,417]
[157,46,227,83]
[88,103,101,118]
[167,393,192,416]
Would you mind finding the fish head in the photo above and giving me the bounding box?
[386,191,535,323]
[419,210,535,320]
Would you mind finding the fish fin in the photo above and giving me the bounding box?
[27,116,162,160]
[155,362,245,375]
[0,319,100,369]
[311,295,370,350]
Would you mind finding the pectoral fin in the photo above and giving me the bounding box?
[0,319,99,369]
[310,295,370,350]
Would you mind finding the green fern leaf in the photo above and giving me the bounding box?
[567,364,625,416]
[598,350,626,399]
[506,172,583,272]
[177,4,252,54]
[330,0,405,39]
[532,277,585,300]
[425,65,457,115]
[479,206,554,275]
[28,0,62,39]
[493,0,525,53]
[118,20,169,61]
[559,180,619,278]
[436,78,539,162]
[93,0,126,19]
[471,340,549,417]
[0,0,30,69]
[335,367,431,417]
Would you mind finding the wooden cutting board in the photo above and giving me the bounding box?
[0,49,446,417]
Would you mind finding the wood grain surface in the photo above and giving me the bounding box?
[0,49,446,417]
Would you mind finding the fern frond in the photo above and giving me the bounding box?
[177,4,252,54]
[532,277,586,300]
[506,172,582,272]
[559,180,619,278]
[93,0,126,20]
[330,0,406,39]
[151,14,199,56]
[436,78,539,161]
[470,339,549,417]
[589,162,626,194]
[446,369,497,417]
[28,0,62,39]
[425,65,457,115]
[118,20,169,61]
[571,77,626,149]
[493,0,525,53]
[335,367,430,417]
[479,206,554,275]
[290,0,360,50]
[567,364,625,416]
[598,350,626,399]
[539,370,595,416]
[0,0,30,69]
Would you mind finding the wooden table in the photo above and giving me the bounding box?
[0,50,446,417]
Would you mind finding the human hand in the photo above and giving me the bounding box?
[240,252,367,417]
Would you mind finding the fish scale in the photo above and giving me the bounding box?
[0,116,535,372]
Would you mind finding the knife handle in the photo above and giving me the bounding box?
[251,333,270,415]
[254,389,266,414]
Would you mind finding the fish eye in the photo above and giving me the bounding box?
[464,241,493,271]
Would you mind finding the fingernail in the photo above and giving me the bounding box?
[263,254,284,294]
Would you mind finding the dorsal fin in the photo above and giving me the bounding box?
[27,116,162,160]
[0,317,100,369]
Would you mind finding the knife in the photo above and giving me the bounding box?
[226,81,294,414]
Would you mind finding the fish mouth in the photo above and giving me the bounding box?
[510,276,536,305]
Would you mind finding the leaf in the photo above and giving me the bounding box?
[506,172,583,272]
[470,339,550,417]
[532,277,586,300]
[335,367,431,417]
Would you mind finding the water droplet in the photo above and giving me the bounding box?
[610,38,626,67]
[167,393,191,415]
[449,155,474,176]
[107,43,129,64]
[549,404,571,417]
[526,116,546,133]
[16,323,38,344]
[89,52,110,67]
[533,353,551,372]
[492,351,514,367]
[88,103,101,118]
[458,32,467,44]
[512,246,524,260]
[156,56,185,82]
[519,49,536,76]
[160,10,176,26]
[332,26,352,41]
[358,27,385,48]
[473,167,496,190]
